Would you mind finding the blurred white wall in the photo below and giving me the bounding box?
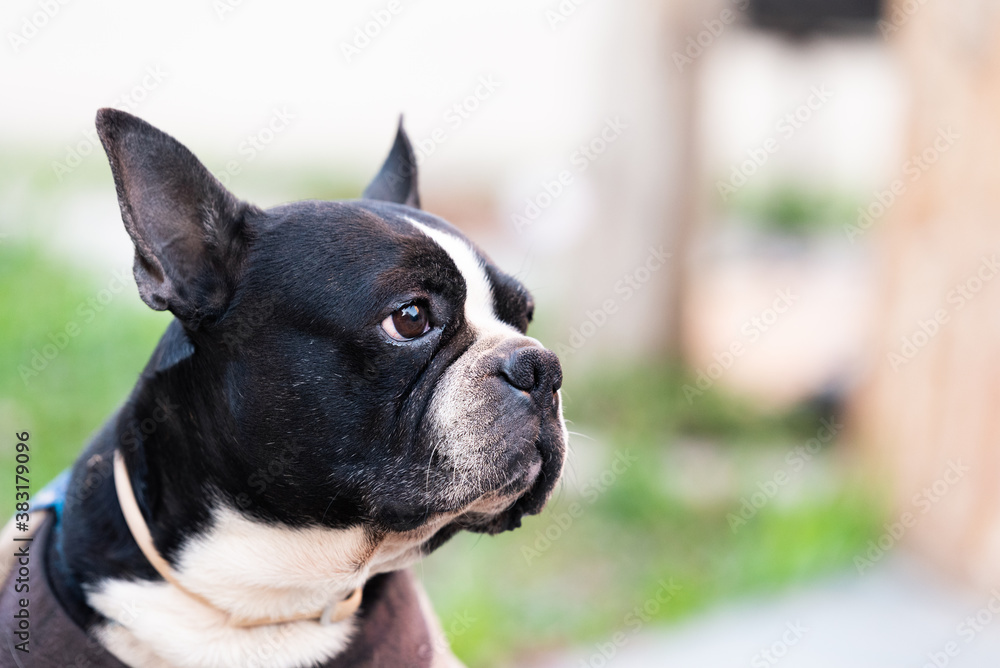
[700,29,906,192]
[0,0,613,182]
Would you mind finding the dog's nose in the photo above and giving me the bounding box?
[500,346,562,405]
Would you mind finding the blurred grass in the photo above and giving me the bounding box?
[720,181,863,237]
[0,243,171,488]
[0,241,882,666]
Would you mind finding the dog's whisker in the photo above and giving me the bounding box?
[424,441,442,494]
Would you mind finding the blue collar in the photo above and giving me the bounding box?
[32,468,71,521]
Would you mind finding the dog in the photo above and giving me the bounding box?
[0,109,566,667]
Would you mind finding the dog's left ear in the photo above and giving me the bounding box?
[96,108,257,330]
[362,117,420,209]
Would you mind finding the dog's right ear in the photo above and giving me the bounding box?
[362,117,421,209]
[96,109,257,329]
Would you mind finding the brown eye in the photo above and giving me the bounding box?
[381,303,430,341]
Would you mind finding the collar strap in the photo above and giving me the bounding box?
[112,450,362,628]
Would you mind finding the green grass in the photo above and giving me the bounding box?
[0,244,171,488]
[0,241,883,666]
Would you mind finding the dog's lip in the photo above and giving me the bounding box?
[497,455,542,496]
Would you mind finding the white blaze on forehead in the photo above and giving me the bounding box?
[406,217,510,331]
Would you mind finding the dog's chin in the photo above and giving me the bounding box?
[460,457,555,536]
[415,448,563,555]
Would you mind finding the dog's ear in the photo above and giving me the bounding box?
[362,117,420,209]
[96,108,257,329]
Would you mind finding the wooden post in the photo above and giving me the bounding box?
[852,0,1000,584]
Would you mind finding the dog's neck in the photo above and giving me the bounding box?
[69,462,436,668]
[44,331,412,666]
[81,504,371,667]
[113,449,366,627]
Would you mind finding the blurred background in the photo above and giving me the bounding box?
[2,0,1000,665]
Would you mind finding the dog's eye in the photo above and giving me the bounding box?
[382,303,430,341]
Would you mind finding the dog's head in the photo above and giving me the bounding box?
[96,109,566,560]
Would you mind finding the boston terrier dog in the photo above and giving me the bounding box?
[0,109,566,667]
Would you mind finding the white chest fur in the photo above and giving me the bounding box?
[86,507,389,668]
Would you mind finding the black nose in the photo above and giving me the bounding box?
[500,346,562,405]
